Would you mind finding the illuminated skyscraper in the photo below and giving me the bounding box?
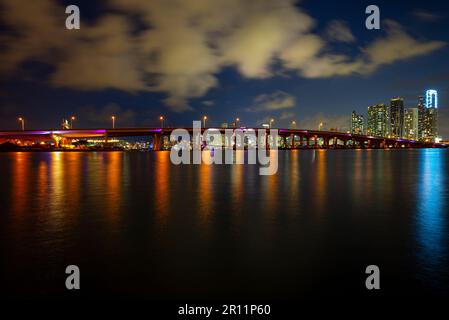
[422,89,439,141]
[367,104,390,137]
[351,111,364,134]
[426,89,438,108]
[422,108,438,140]
[390,97,404,138]
[417,95,425,139]
[404,108,419,140]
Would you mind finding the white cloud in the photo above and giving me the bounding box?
[325,20,355,43]
[247,91,296,112]
[287,20,446,78]
[362,20,446,69]
[280,34,324,69]
[0,1,446,112]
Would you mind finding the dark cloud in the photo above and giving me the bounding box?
[412,10,443,22]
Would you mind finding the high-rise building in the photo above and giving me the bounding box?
[351,111,364,135]
[417,95,425,140]
[390,97,404,138]
[422,89,439,141]
[404,108,419,140]
[367,104,390,137]
[426,89,438,108]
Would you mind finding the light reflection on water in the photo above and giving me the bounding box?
[416,149,448,287]
[0,149,448,298]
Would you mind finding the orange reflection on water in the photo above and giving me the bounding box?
[230,154,244,222]
[154,151,171,225]
[288,150,300,205]
[313,150,327,215]
[47,152,70,231]
[11,152,29,220]
[262,151,279,218]
[37,158,49,214]
[198,151,213,225]
[105,152,123,226]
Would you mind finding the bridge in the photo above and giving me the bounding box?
[0,127,446,150]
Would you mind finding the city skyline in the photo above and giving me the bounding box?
[0,0,448,136]
[0,87,443,133]
[352,88,440,141]
[2,0,449,304]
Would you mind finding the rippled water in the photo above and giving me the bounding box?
[0,150,448,298]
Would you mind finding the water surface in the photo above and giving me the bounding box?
[1,150,448,298]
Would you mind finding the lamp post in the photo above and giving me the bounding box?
[319,122,323,131]
[112,115,116,129]
[203,115,208,128]
[291,120,296,129]
[18,117,25,131]
[269,118,274,129]
[159,116,164,128]
[235,118,240,128]
[70,116,76,129]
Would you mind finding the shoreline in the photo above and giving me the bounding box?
[0,146,447,153]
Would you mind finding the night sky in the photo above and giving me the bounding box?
[1,0,448,136]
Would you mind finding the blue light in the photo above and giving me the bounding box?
[416,149,448,286]
[425,89,438,108]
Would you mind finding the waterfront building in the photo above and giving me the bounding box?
[351,111,364,135]
[390,97,404,138]
[367,104,390,137]
[417,95,425,140]
[426,89,438,108]
[422,107,438,141]
[422,90,439,141]
[404,108,419,140]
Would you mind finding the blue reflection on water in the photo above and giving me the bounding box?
[416,149,448,286]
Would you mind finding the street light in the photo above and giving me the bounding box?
[203,115,208,128]
[111,115,116,129]
[159,116,164,128]
[319,122,323,131]
[235,117,240,128]
[70,116,76,129]
[269,118,274,129]
[18,117,25,131]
